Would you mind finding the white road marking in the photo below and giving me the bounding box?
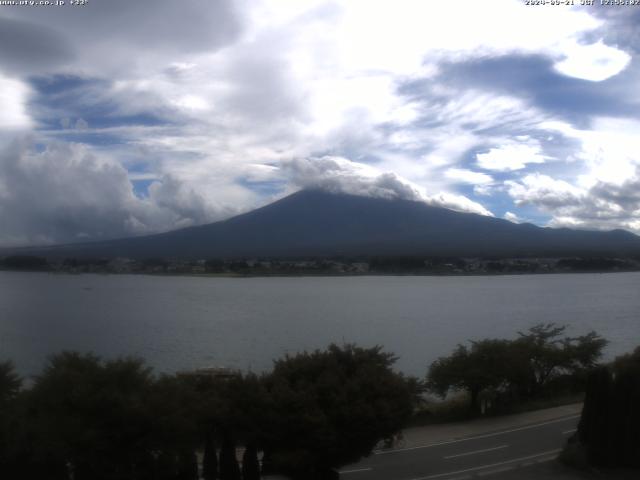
[444,445,508,459]
[562,429,577,435]
[375,415,579,455]
[477,465,514,476]
[409,449,562,480]
[339,467,373,474]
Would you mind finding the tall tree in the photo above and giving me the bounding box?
[25,352,160,480]
[428,324,608,411]
[576,346,640,468]
[263,344,414,479]
[578,366,613,466]
[427,340,512,412]
[0,361,22,476]
[514,323,607,397]
[241,443,260,480]
[0,360,21,402]
[219,433,241,480]
[202,431,218,480]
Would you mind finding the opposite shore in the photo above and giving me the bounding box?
[2,254,640,277]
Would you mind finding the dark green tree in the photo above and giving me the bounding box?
[427,340,512,412]
[0,361,22,475]
[219,433,241,480]
[428,324,608,412]
[513,323,607,398]
[0,360,21,401]
[263,344,414,479]
[241,443,260,480]
[156,451,179,480]
[176,450,198,480]
[202,432,218,480]
[578,366,614,466]
[24,352,161,480]
[576,346,640,468]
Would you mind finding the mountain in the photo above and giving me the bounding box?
[11,190,640,259]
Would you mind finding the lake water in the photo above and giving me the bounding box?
[0,271,638,378]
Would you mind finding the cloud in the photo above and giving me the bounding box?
[432,54,639,126]
[444,168,493,185]
[504,211,522,223]
[553,40,631,82]
[476,140,550,172]
[1,0,243,75]
[0,138,242,246]
[284,156,493,216]
[506,173,583,209]
[505,171,640,233]
[284,156,424,201]
[0,73,31,129]
[1,0,639,243]
[0,17,74,74]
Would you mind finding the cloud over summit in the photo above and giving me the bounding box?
[0,0,639,245]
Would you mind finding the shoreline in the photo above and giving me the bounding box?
[1,268,639,278]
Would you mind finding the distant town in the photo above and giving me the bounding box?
[1,254,639,276]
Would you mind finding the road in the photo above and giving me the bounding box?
[339,414,579,480]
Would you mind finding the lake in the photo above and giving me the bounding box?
[1,271,638,377]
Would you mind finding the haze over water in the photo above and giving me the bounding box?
[1,271,638,377]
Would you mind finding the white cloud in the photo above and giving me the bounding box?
[541,118,640,187]
[504,211,522,223]
[445,168,493,185]
[476,140,550,172]
[0,138,247,246]
[0,0,637,242]
[425,192,493,217]
[554,40,631,82]
[506,173,583,209]
[0,73,31,129]
[284,156,493,216]
[505,171,640,233]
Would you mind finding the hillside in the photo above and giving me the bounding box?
[11,190,640,259]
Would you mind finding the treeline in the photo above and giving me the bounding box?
[0,255,50,271]
[2,255,640,275]
[0,326,633,478]
[571,347,640,468]
[0,345,415,480]
[426,324,607,414]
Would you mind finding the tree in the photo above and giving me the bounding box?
[0,360,21,402]
[25,352,159,480]
[0,361,22,475]
[241,443,260,480]
[176,450,198,480]
[578,366,614,466]
[427,324,608,412]
[219,433,241,480]
[202,432,218,480]
[263,344,414,479]
[513,324,607,397]
[575,346,640,468]
[427,340,512,412]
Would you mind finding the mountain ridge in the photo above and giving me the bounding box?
[6,189,640,259]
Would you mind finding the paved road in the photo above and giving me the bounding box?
[339,414,580,480]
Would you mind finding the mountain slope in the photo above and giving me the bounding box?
[15,190,640,259]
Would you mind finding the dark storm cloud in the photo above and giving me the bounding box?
[2,0,243,62]
[0,17,74,74]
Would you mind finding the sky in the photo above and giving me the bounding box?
[1,0,640,246]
